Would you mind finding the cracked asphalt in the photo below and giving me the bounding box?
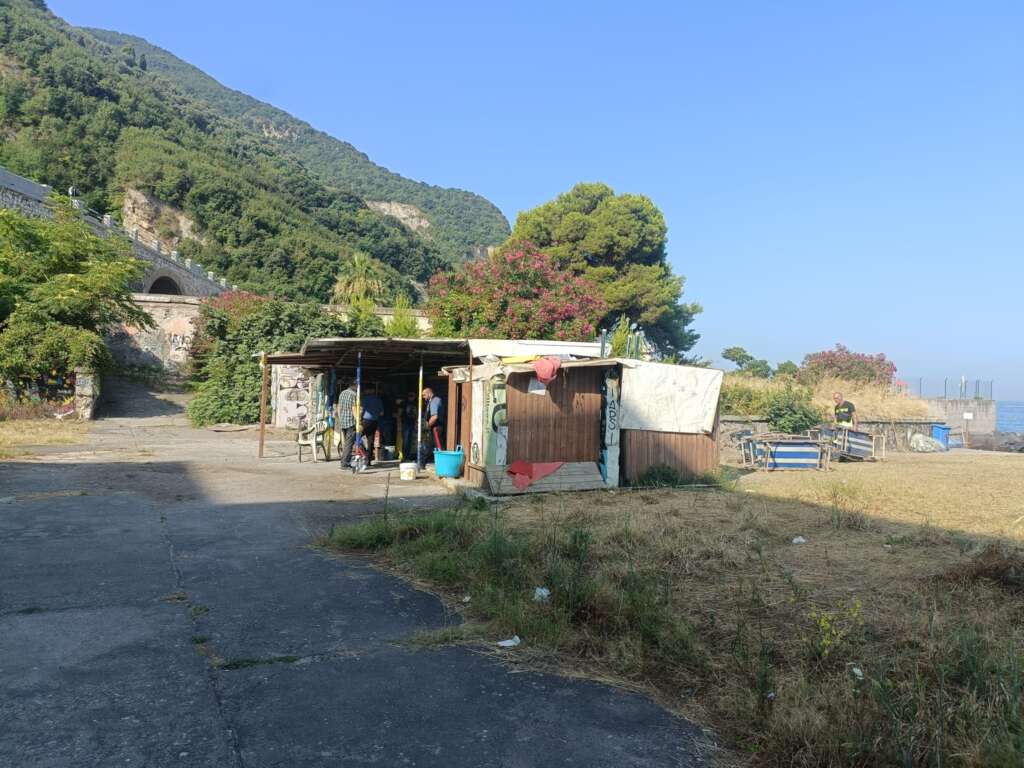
[0,380,711,767]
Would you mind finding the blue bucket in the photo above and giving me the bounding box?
[434,445,465,478]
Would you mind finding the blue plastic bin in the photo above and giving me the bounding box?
[931,425,951,450]
[434,445,465,478]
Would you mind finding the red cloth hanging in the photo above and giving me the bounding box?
[506,460,564,491]
[530,356,562,385]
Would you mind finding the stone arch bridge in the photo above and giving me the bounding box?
[0,164,229,298]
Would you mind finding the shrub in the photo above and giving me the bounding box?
[347,294,385,337]
[426,241,606,340]
[186,296,348,425]
[633,464,686,488]
[800,344,896,386]
[0,206,151,380]
[775,360,799,377]
[765,385,824,434]
[387,295,420,338]
[720,377,775,416]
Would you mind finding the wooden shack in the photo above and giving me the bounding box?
[443,357,722,494]
[263,336,722,492]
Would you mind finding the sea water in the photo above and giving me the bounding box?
[998,402,1024,433]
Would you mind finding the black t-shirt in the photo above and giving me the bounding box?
[835,401,856,424]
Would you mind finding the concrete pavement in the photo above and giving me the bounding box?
[0,381,710,767]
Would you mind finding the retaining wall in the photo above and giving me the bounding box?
[0,185,49,218]
[106,294,204,375]
[925,398,997,436]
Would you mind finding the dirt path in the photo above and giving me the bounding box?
[0,381,709,767]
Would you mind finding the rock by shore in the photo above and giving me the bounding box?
[974,432,1024,452]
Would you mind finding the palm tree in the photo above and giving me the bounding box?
[332,252,388,303]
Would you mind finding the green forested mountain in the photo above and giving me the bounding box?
[0,0,508,302]
[84,28,510,262]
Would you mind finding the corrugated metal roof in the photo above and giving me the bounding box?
[266,337,604,372]
[266,337,470,372]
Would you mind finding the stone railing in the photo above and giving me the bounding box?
[77,201,228,297]
[0,164,229,297]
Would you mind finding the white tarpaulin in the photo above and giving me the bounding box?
[619,361,723,434]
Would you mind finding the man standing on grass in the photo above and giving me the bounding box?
[336,379,359,470]
[833,391,858,430]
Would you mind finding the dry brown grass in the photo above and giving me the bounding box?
[725,373,928,420]
[328,451,1024,765]
[809,376,927,420]
[742,451,1024,541]
[493,452,1024,764]
[0,419,89,458]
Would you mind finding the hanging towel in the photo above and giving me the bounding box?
[506,460,564,491]
[530,356,562,385]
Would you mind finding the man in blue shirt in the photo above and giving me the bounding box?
[361,384,385,465]
[418,387,444,470]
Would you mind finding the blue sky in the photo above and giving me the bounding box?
[51,1,1023,398]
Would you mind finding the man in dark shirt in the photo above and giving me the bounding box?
[401,392,417,461]
[360,384,385,464]
[833,392,858,430]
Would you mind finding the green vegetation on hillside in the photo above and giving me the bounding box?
[85,27,511,262]
[0,0,471,302]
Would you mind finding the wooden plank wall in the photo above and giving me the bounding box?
[621,427,720,483]
[443,379,472,453]
[446,377,458,451]
[505,368,603,463]
[457,381,471,451]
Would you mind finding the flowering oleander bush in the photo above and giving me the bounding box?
[800,344,896,386]
[426,241,606,340]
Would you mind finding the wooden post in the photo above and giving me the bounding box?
[416,354,424,475]
[258,352,269,458]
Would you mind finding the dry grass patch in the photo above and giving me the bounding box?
[724,374,927,420]
[742,451,1024,541]
[0,419,88,458]
[326,453,1024,766]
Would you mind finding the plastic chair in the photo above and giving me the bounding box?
[297,419,330,462]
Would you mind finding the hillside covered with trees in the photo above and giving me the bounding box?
[0,0,507,302]
[84,27,511,263]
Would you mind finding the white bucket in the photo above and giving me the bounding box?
[399,462,417,481]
